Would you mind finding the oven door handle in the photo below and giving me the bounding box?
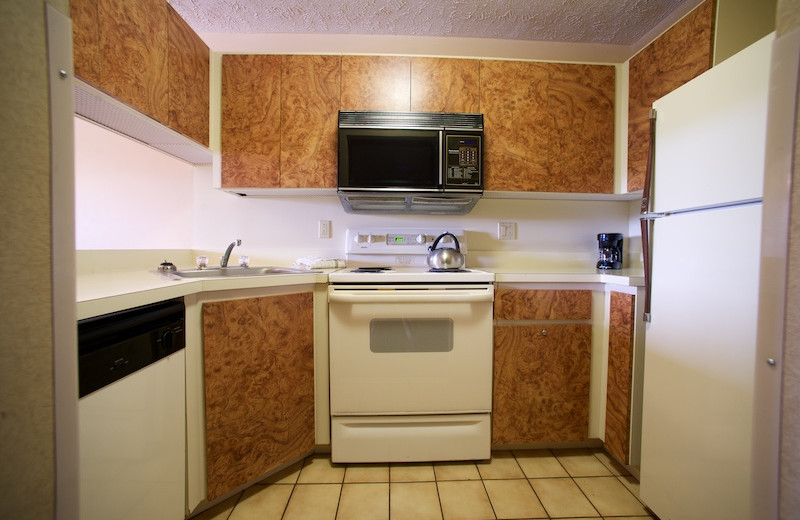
[328,288,494,304]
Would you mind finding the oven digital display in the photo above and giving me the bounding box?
[387,234,415,245]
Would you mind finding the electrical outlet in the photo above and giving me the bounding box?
[498,221,517,240]
[318,220,332,239]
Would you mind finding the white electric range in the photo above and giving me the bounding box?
[328,228,495,463]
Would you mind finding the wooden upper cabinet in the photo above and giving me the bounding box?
[548,63,615,193]
[481,60,614,193]
[341,56,411,111]
[221,54,281,188]
[410,58,480,113]
[627,0,714,192]
[98,0,169,124]
[281,55,341,188]
[167,4,209,146]
[71,0,210,145]
[71,0,100,85]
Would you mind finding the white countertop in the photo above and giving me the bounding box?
[76,249,643,319]
[77,269,330,319]
[77,266,642,319]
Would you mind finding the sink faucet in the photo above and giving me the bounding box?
[220,239,241,267]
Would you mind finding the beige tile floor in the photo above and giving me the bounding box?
[192,448,658,520]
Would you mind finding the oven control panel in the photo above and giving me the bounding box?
[346,228,466,256]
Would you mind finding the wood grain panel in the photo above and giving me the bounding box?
[480,60,550,191]
[493,324,592,444]
[71,0,100,85]
[167,4,209,146]
[221,54,281,188]
[341,56,411,111]
[605,292,636,464]
[280,55,341,188]
[98,0,169,124]
[411,58,480,113]
[203,293,315,501]
[549,63,615,193]
[481,60,614,193]
[494,289,592,320]
[627,0,715,192]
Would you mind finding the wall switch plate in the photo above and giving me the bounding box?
[318,220,332,239]
[498,221,517,240]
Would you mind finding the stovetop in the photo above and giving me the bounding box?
[330,228,494,284]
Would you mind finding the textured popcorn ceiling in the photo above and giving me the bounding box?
[168,0,693,46]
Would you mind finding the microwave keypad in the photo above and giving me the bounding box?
[459,146,478,166]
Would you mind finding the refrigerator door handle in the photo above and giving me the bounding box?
[640,109,658,322]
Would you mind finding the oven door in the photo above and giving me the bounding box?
[328,284,494,415]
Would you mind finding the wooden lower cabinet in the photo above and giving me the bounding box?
[493,323,592,445]
[605,292,636,464]
[202,293,314,501]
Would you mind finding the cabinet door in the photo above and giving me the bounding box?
[221,54,281,188]
[167,4,209,146]
[203,293,315,501]
[548,63,614,193]
[480,60,550,191]
[71,0,100,85]
[410,57,480,113]
[341,56,411,111]
[605,292,636,464]
[627,0,714,192]
[481,61,614,193]
[281,55,341,188]
[98,0,169,124]
[493,324,592,444]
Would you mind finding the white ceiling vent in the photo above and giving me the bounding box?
[74,79,212,165]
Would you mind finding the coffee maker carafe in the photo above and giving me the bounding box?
[597,233,623,269]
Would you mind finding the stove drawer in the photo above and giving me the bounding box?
[331,414,491,463]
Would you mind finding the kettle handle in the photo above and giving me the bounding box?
[429,232,461,252]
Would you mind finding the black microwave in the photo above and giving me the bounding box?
[337,111,484,214]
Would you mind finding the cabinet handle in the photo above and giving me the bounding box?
[767,358,777,366]
[541,329,547,336]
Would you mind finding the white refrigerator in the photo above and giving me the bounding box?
[639,33,773,520]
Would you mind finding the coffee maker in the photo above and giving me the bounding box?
[597,233,623,269]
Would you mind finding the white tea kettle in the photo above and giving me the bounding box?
[427,232,465,270]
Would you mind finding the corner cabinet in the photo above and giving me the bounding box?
[70,0,209,145]
[202,292,315,501]
[493,289,593,444]
[627,0,714,192]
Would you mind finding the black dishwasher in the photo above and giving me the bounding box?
[78,298,185,398]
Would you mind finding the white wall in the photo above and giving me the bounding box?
[76,120,637,270]
[74,118,194,249]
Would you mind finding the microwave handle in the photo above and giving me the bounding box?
[438,131,444,187]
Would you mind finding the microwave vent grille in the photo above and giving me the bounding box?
[339,111,483,130]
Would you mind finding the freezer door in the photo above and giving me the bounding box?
[651,34,772,212]
[640,203,761,520]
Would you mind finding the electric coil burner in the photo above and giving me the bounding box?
[328,229,494,463]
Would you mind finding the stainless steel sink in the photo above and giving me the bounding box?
[171,266,319,278]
